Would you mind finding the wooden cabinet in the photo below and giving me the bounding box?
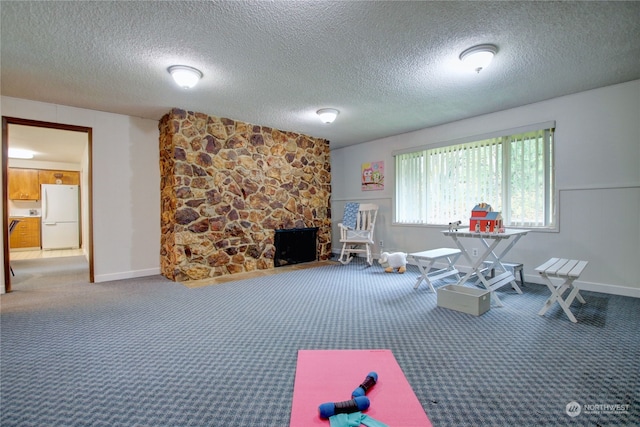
[39,170,80,185]
[8,168,40,200]
[8,168,80,199]
[9,217,41,249]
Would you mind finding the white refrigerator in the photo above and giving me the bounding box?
[41,184,80,250]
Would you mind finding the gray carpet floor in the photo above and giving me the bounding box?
[1,258,639,426]
[9,256,89,290]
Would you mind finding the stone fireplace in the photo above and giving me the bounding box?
[159,108,332,282]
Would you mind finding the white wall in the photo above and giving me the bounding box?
[1,96,161,287]
[331,80,640,297]
[9,158,80,171]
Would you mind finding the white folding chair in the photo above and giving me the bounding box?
[337,203,378,265]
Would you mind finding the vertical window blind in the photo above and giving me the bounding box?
[395,126,555,227]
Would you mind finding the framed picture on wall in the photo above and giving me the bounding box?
[361,161,384,191]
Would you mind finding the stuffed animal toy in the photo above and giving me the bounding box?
[378,251,407,273]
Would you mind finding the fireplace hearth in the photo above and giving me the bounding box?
[274,227,319,267]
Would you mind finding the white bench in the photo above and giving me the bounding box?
[407,248,462,292]
[535,258,589,323]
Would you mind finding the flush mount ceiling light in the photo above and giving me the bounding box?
[459,44,498,73]
[317,108,340,124]
[8,148,34,159]
[168,65,203,89]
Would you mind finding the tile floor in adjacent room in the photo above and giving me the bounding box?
[10,248,84,260]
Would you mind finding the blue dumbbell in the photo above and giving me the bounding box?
[352,372,378,398]
[319,396,370,419]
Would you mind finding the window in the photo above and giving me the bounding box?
[394,123,555,228]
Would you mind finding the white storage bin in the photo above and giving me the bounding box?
[437,284,490,316]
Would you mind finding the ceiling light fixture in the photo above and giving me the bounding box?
[8,148,34,159]
[459,44,498,73]
[317,108,340,124]
[168,65,203,89]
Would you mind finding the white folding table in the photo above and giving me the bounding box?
[441,228,529,307]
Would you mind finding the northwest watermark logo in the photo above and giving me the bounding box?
[566,401,630,417]
[566,401,581,417]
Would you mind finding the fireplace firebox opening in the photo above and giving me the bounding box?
[274,227,319,267]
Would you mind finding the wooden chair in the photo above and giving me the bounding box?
[8,219,20,276]
[338,203,378,265]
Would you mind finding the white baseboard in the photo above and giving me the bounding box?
[94,267,161,283]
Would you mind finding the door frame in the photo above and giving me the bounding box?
[2,117,94,291]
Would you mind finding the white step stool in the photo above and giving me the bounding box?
[483,261,525,286]
[407,248,462,292]
[535,258,589,323]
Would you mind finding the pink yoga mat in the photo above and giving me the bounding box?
[290,349,432,427]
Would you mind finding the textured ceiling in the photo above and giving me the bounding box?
[2,1,639,150]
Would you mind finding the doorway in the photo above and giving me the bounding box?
[2,117,94,292]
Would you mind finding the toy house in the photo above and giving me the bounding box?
[469,203,503,233]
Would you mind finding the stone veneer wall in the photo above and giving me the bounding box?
[159,108,332,282]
